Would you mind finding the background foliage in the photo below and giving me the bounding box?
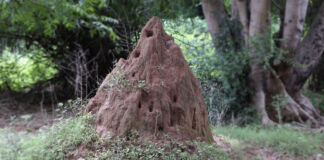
[0,0,323,125]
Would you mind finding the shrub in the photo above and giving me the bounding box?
[0,48,57,92]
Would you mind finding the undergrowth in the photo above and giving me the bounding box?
[0,114,97,160]
[0,113,230,160]
[1,110,323,159]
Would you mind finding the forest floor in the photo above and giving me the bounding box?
[0,94,324,160]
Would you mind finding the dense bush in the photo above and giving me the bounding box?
[0,48,57,91]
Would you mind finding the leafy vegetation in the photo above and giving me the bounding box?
[0,0,118,41]
[0,113,230,160]
[0,48,57,91]
[0,0,201,95]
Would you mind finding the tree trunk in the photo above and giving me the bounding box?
[235,0,250,45]
[277,0,308,83]
[280,2,324,125]
[247,0,274,124]
[201,0,229,43]
[309,54,324,92]
[202,0,324,126]
[285,2,324,93]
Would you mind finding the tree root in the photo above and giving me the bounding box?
[266,74,324,127]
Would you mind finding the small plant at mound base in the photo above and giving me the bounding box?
[85,134,230,160]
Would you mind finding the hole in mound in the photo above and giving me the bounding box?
[134,50,140,58]
[158,126,163,131]
[97,118,102,125]
[138,102,142,108]
[145,30,153,37]
[192,109,196,129]
[165,40,173,49]
[132,72,136,77]
[138,102,141,109]
[149,105,153,112]
[173,95,177,103]
[170,120,174,126]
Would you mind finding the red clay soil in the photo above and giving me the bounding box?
[86,17,213,142]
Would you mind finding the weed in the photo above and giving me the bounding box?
[137,80,146,88]
[104,69,147,92]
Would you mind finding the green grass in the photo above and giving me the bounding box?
[212,125,324,157]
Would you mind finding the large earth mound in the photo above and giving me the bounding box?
[86,17,213,142]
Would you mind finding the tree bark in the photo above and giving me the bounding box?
[281,0,308,54]
[309,54,324,92]
[235,0,250,45]
[277,0,308,81]
[201,0,228,42]
[286,2,324,93]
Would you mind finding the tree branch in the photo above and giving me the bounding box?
[286,1,324,93]
[271,0,283,11]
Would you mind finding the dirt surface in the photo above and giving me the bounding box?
[0,95,58,133]
[86,17,213,142]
